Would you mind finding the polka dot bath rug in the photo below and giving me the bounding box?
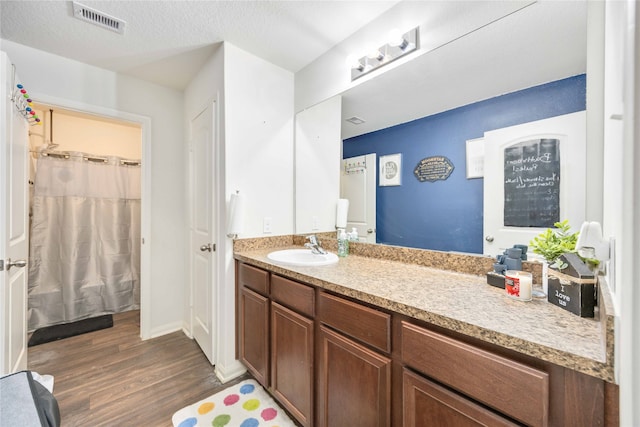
[172,379,297,427]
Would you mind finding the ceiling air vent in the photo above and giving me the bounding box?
[345,116,366,125]
[72,1,126,35]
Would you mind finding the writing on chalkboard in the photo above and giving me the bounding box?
[504,138,560,227]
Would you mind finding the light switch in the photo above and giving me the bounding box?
[263,217,272,234]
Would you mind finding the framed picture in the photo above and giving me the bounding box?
[466,137,485,179]
[379,153,402,186]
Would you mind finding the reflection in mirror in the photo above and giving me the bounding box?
[338,1,588,254]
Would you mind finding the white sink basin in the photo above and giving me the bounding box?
[267,249,338,267]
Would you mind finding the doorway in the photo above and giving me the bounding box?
[188,102,216,363]
[341,153,377,243]
[26,97,151,339]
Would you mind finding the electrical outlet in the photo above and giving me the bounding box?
[263,217,272,234]
[312,216,319,231]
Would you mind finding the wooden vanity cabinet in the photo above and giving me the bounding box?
[316,292,392,427]
[236,261,618,427]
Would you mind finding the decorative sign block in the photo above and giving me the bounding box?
[547,277,595,317]
[414,156,454,182]
[546,253,597,317]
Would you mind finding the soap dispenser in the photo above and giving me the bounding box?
[337,229,349,257]
[349,227,359,242]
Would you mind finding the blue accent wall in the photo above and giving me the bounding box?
[343,74,586,253]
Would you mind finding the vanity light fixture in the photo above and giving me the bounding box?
[349,26,419,81]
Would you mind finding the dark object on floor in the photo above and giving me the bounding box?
[0,370,61,427]
[28,315,113,347]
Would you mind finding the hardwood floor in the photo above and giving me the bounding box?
[28,310,246,426]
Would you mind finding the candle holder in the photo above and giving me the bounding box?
[504,270,533,301]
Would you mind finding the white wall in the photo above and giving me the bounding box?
[1,40,186,338]
[184,41,294,382]
[224,43,295,239]
[223,42,294,380]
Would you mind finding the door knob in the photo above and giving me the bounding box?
[200,244,212,252]
[367,229,374,234]
[485,235,494,242]
[7,259,27,270]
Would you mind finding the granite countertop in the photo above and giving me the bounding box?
[234,244,615,383]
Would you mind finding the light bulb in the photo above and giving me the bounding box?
[388,28,409,50]
[346,54,364,71]
[366,47,384,61]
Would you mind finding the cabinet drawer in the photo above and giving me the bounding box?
[403,368,518,427]
[401,322,549,427]
[271,275,315,318]
[238,262,269,295]
[318,292,390,353]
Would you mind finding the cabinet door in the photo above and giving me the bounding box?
[239,287,269,386]
[403,369,517,427]
[271,302,314,427]
[317,325,391,427]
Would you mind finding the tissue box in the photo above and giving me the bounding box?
[547,253,597,317]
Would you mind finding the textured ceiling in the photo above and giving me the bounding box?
[0,0,399,89]
[1,1,587,139]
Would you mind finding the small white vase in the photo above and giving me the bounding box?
[542,261,549,295]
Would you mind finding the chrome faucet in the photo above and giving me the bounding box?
[305,235,327,255]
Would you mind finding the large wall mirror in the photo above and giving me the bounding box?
[296,1,598,256]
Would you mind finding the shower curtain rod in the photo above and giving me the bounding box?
[33,150,141,166]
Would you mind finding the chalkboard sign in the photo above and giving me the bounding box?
[504,138,560,227]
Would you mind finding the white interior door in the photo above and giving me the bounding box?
[1,53,29,375]
[341,153,376,243]
[483,111,586,256]
[190,103,216,364]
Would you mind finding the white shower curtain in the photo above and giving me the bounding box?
[28,152,141,331]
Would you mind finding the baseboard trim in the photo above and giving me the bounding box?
[147,321,183,339]
[181,326,194,339]
[215,361,247,384]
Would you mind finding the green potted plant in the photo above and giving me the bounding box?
[529,219,579,270]
[529,220,579,296]
[529,219,600,271]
